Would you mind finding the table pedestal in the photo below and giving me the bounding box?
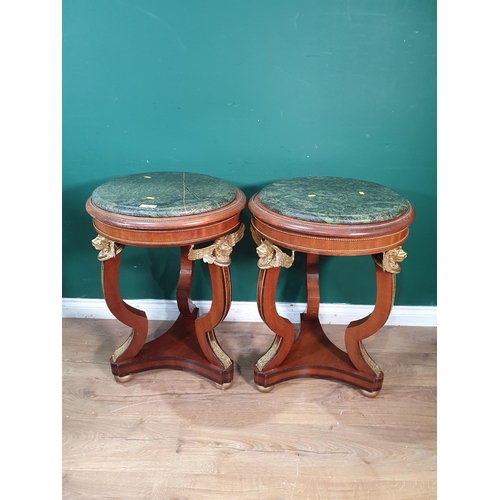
[102,246,234,387]
[254,253,397,396]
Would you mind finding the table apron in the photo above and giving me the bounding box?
[251,218,410,255]
[93,215,242,247]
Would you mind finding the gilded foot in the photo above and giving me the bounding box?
[360,389,380,398]
[255,383,274,393]
[214,381,233,390]
[114,374,133,383]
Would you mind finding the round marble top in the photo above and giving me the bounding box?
[258,177,410,224]
[91,172,237,217]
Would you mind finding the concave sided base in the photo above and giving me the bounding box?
[254,314,383,394]
[111,309,234,386]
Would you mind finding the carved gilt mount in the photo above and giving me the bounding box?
[188,222,245,267]
[375,246,408,274]
[92,235,123,261]
[111,330,134,363]
[359,340,381,377]
[250,224,295,269]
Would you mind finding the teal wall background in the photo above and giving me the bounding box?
[63,0,436,307]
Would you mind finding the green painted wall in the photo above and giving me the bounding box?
[63,0,436,307]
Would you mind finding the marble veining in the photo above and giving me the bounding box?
[91,172,237,217]
[258,177,410,224]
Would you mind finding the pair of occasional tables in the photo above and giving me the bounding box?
[86,172,415,397]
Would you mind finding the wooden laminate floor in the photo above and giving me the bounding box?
[62,318,437,499]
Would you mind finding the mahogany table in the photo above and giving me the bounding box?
[86,172,246,388]
[248,176,416,396]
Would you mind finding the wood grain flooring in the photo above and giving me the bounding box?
[62,318,436,499]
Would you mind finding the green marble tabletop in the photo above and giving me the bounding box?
[258,177,410,224]
[91,172,237,217]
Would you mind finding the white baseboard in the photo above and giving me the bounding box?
[62,298,436,327]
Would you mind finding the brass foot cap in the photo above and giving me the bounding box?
[360,389,380,398]
[214,381,233,390]
[114,374,133,383]
[255,383,274,393]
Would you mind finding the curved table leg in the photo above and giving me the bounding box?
[256,267,296,371]
[194,262,234,384]
[101,249,149,373]
[344,254,397,395]
[176,246,197,317]
[254,266,296,389]
[91,236,149,381]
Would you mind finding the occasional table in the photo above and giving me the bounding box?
[248,176,416,396]
[86,172,246,388]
